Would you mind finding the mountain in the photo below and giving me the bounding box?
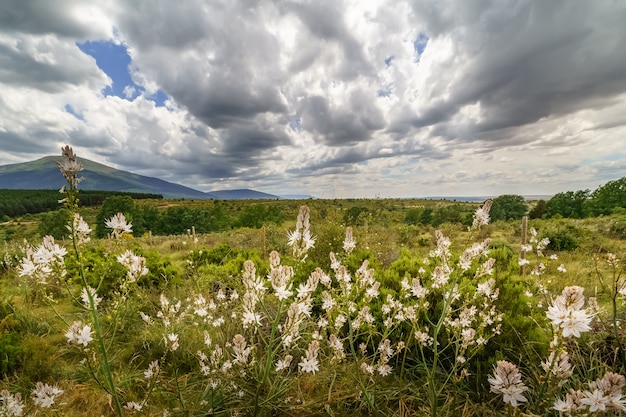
[0,156,210,199]
[206,189,280,200]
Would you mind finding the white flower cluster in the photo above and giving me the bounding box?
[56,145,84,189]
[471,198,492,230]
[32,382,63,409]
[553,372,626,413]
[66,213,91,244]
[287,205,315,260]
[105,212,133,239]
[17,235,67,284]
[65,321,93,347]
[546,286,592,338]
[0,390,24,417]
[117,250,149,284]
[488,360,529,407]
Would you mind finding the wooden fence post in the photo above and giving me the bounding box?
[520,216,528,275]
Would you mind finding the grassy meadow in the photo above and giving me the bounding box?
[1,158,626,416]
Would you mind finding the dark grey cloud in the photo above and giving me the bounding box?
[0,0,105,39]
[298,91,385,146]
[404,0,626,145]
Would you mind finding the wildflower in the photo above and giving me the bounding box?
[488,361,528,407]
[56,145,84,188]
[377,364,393,376]
[360,362,374,375]
[231,334,252,365]
[65,321,93,347]
[521,244,533,252]
[117,250,148,283]
[588,371,626,412]
[144,360,160,379]
[298,340,320,374]
[166,333,179,351]
[124,402,144,411]
[32,382,63,408]
[581,389,609,412]
[105,212,133,238]
[471,199,492,229]
[81,286,102,310]
[554,390,585,414]
[288,206,315,259]
[18,236,67,283]
[546,286,592,338]
[343,227,357,254]
[557,264,567,273]
[275,355,293,372]
[0,389,24,416]
[68,213,91,244]
[415,330,434,347]
[542,349,573,382]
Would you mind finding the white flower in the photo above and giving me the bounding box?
[343,227,357,254]
[144,360,160,379]
[275,355,293,372]
[105,212,133,238]
[117,250,149,282]
[124,402,143,411]
[471,199,492,229]
[32,382,63,408]
[81,286,102,310]
[546,286,592,338]
[68,213,91,244]
[298,357,319,374]
[581,389,609,412]
[65,321,93,347]
[0,389,25,416]
[488,361,528,408]
[377,364,393,376]
[501,385,529,407]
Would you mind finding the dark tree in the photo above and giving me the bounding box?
[589,177,626,216]
[528,200,548,219]
[546,190,590,218]
[490,195,528,221]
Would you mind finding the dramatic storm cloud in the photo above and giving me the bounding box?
[0,0,625,197]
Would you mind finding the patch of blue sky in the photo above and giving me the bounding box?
[77,40,168,107]
[384,55,394,67]
[377,83,393,97]
[289,116,303,132]
[413,33,429,62]
[64,104,84,121]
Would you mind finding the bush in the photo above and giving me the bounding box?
[544,230,579,251]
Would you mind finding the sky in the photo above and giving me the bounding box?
[1,0,625,198]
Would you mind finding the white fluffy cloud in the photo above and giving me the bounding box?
[1,0,625,197]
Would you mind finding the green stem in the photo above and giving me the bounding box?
[346,313,375,411]
[253,298,283,417]
[70,214,124,416]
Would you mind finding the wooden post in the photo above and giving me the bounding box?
[520,216,528,275]
[262,225,267,259]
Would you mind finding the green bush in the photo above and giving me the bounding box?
[545,230,579,251]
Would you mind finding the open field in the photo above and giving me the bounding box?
[1,196,626,416]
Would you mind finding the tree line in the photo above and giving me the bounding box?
[38,195,286,239]
[0,189,163,220]
[402,177,626,226]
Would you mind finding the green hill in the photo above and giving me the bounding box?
[0,156,210,199]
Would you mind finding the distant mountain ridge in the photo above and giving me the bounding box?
[0,156,281,200]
